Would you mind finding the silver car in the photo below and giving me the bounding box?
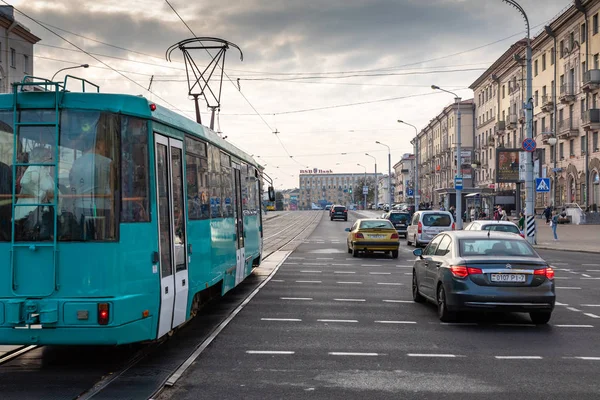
[406,210,455,247]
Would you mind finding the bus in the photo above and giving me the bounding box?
[0,76,274,345]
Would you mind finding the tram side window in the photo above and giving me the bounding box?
[121,117,149,222]
[208,144,221,218]
[246,165,257,214]
[221,152,233,218]
[185,136,209,220]
[0,111,13,241]
[240,163,249,214]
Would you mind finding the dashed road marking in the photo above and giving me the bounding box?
[361,264,382,267]
[332,263,353,266]
[377,282,403,286]
[317,319,358,323]
[301,263,325,266]
[583,264,600,267]
[581,304,600,307]
[404,272,412,275]
[295,280,322,283]
[246,350,295,355]
[555,325,594,328]
[288,257,305,260]
[261,318,302,322]
[334,271,356,274]
[555,302,568,306]
[582,274,592,278]
[408,353,459,358]
[495,356,542,360]
[328,352,380,356]
[334,298,366,302]
[554,277,570,280]
[280,297,313,301]
[383,299,413,303]
[317,258,334,260]
[581,277,600,280]
[375,320,416,324]
[586,269,600,272]
[271,279,285,282]
[337,281,363,284]
[584,313,600,319]
[496,323,536,327]
[300,270,322,273]
[438,322,478,326]
[570,356,600,360]
[566,307,581,312]
[556,287,582,290]
[396,266,412,268]
[370,272,391,275]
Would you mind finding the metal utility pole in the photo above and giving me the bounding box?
[431,85,463,229]
[502,0,535,244]
[358,163,367,210]
[399,120,419,210]
[366,153,377,208]
[376,141,393,208]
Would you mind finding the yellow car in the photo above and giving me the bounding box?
[345,218,400,258]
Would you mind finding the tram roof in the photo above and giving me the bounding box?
[0,90,261,169]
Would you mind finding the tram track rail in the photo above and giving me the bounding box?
[0,345,37,366]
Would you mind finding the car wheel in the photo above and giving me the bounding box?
[391,250,399,259]
[437,284,455,322]
[330,217,333,221]
[412,272,425,303]
[344,218,347,221]
[530,311,552,325]
[406,236,411,246]
[414,235,419,247]
[352,247,360,258]
[347,244,352,254]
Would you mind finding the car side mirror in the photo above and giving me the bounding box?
[413,248,423,258]
[268,186,275,201]
[344,228,351,232]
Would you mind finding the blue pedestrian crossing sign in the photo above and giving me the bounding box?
[535,178,550,192]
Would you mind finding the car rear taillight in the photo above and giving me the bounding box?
[391,233,399,239]
[355,232,364,239]
[450,266,482,278]
[344,210,347,213]
[417,221,422,234]
[534,267,555,280]
[451,222,456,230]
[98,303,109,325]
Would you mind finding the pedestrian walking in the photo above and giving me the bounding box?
[550,211,559,241]
[518,212,525,235]
[543,205,552,224]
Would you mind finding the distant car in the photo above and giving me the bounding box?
[330,205,348,221]
[464,220,523,238]
[311,204,323,210]
[325,205,333,212]
[346,218,400,258]
[411,231,555,324]
[384,211,411,238]
[406,210,455,247]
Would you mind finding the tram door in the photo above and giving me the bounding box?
[154,134,189,338]
[233,164,245,284]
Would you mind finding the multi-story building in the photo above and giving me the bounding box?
[393,153,415,203]
[416,99,476,209]
[0,6,41,93]
[298,169,381,209]
[377,175,391,205]
[470,0,600,211]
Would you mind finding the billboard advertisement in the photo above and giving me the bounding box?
[496,148,521,183]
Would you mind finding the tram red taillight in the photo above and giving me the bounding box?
[149,103,157,111]
[98,303,110,325]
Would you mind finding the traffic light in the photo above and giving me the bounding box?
[349,188,352,194]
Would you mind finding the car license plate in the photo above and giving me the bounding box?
[369,234,385,239]
[490,274,526,282]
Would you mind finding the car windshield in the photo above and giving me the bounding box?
[482,224,520,234]
[459,238,538,257]
[423,213,452,226]
[359,220,394,229]
[388,213,409,222]
[334,206,345,211]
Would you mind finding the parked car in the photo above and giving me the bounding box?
[411,231,555,324]
[345,218,400,258]
[464,220,523,238]
[330,205,348,221]
[406,210,455,247]
[383,211,411,238]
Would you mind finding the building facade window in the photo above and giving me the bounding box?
[569,139,575,156]
[594,13,599,35]
[23,55,28,74]
[534,60,538,76]
[542,53,546,71]
[582,23,587,43]
[10,48,15,68]
[551,47,555,65]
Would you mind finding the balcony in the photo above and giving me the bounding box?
[507,114,518,130]
[558,118,580,138]
[486,136,495,147]
[541,94,554,112]
[581,109,600,131]
[496,120,506,134]
[582,69,600,92]
[559,84,576,104]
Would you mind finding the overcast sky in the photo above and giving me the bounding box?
[13,0,572,189]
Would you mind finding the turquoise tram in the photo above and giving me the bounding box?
[0,77,272,345]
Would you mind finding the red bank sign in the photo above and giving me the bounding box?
[299,168,333,174]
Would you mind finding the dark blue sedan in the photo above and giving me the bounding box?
[412,231,555,324]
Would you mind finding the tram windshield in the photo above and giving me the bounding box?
[0,109,149,242]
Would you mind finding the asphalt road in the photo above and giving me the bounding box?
[159,210,600,400]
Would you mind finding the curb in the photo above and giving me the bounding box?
[534,245,600,254]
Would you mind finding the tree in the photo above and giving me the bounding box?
[353,176,377,204]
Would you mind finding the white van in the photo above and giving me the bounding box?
[406,210,455,247]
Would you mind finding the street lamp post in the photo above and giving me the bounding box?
[51,64,90,81]
[365,153,378,208]
[376,141,393,209]
[357,163,367,210]
[432,85,463,229]
[398,120,419,211]
[502,0,535,245]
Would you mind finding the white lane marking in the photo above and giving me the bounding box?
[334,271,356,274]
[584,313,600,319]
[334,298,366,302]
[407,353,458,358]
[285,262,299,265]
[583,264,600,267]
[317,258,334,260]
[585,269,600,272]
[317,319,358,323]
[337,281,363,284]
[396,266,412,268]
[404,272,412,275]
[439,322,478,326]
[581,278,600,280]
[300,270,322,273]
[328,352,380,356]
[377,282,404,286]
[370,272,392,275]
[552,262,568,265]
[566,307,582,312]
[496,323,536,327]
[555,302,568,306]
[555,325,594,328]
[495,356,542,360]
[332,263,353,266]
[556,287,582,290]
[280,297,313,301]
[581,304,600,307]
[288,257,305,260]
[361,264,382,267]
[554,277,570,280]
[404,259,415,262]
[271,279,285,282]
[572,356,600,360]
[246,350,295,355]
[295,280,322,283]
[582,274,592,278]
[383,300,413,303]
[375,320,416,324]
[261,318,302,322]
[301,263,325,266]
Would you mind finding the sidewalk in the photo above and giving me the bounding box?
[534,221,600,253]
[263,211,288,221]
